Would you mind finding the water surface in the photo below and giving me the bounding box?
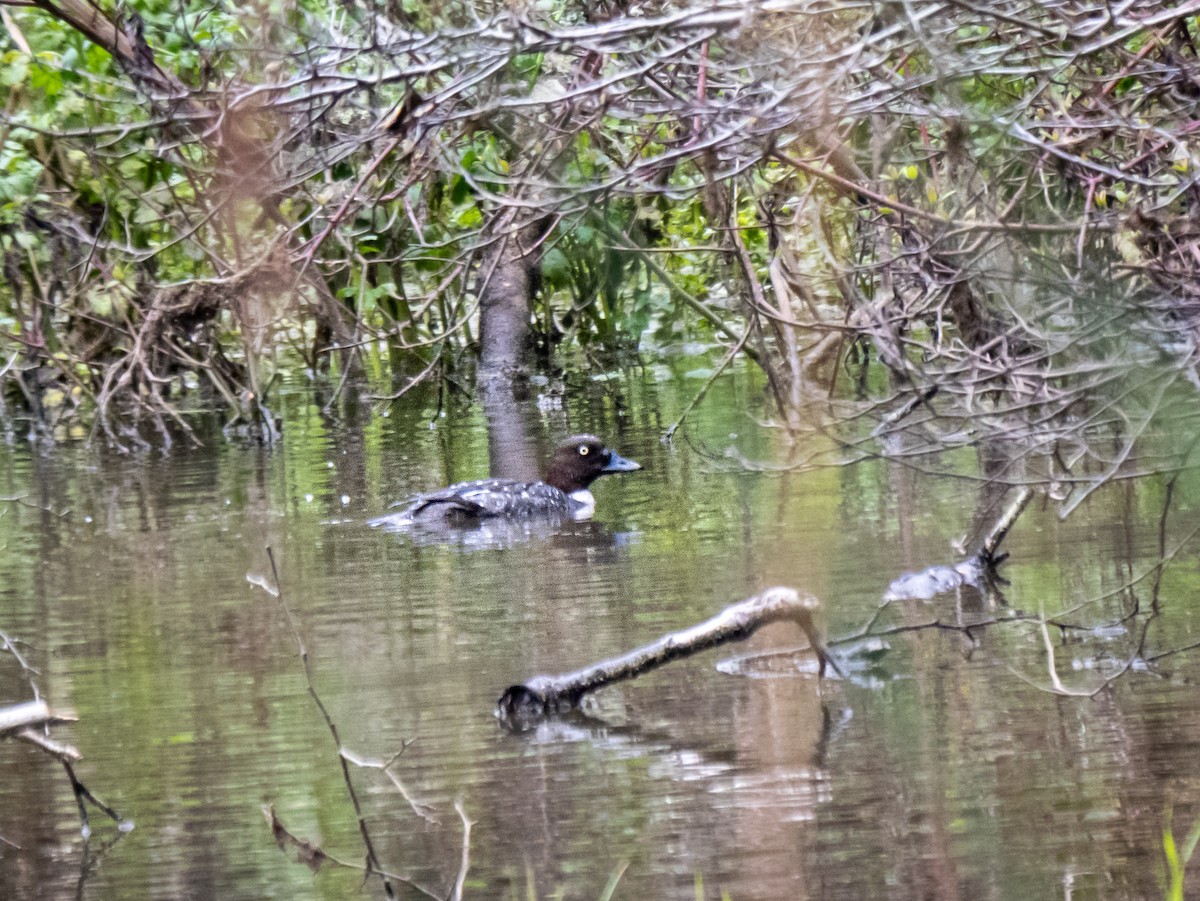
[2,358,1200,900]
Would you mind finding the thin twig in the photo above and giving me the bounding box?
[450,798,473,901]
[264,546,397,901]
[339,746,440,825]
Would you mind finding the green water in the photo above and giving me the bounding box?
[2,356,1200,900]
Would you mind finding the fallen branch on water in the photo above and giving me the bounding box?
[496,587,838,728]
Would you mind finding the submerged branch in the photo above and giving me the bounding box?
[840,486,1035,644]
[262,547,398,901]
[0,698,127,837]
[882,486,1034,604]
[451,799,473,901]
[979,487,1035,562]
[259,547,470,899]
[262,805,443,898]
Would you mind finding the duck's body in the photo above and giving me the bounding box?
[369,435,640,529]
[391,477,593,521]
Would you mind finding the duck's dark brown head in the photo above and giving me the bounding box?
[543,434,641,494]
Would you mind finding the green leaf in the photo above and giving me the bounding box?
[0,53,28,87]
[117,157,147,179]
[454,205,482,228]
[449,174,471,205]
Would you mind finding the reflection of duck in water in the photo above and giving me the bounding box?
[369,435,641,529]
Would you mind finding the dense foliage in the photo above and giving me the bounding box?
[1,0,1199,488]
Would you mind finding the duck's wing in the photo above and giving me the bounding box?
[410,484,492,517]
[369,480,525,528]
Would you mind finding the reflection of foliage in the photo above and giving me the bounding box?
[5,358,1200,894]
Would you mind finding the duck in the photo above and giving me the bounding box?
[369,434,641,528]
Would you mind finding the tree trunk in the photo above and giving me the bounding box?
[477,211,546,379]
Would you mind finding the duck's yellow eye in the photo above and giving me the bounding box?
[579,446,589,456]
